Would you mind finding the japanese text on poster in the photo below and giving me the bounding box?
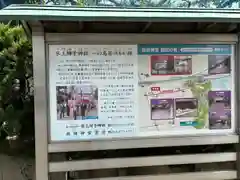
[49,45,138,141]
[49,44,234,141]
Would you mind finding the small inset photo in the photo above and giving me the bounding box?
[151,99,174,120]
[208,55,231,75]
[174,56,192,75]
[208,91,231,110]
[209,110,231,129]
[175,98,198,118]
[150,55,174,75]
[56,85,98,121]
[208,91,231,129]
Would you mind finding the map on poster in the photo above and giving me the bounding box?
[48,44,234,141]
[137,44,233,137]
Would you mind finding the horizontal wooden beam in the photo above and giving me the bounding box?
[49,135,238,152]
[75,171,236,180]
[49,152,235,172]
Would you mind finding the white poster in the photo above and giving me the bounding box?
[49,45,138,141]
[49,44,235,141]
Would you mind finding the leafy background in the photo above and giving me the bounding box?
[0,0,239,8]
[0,23,34,157]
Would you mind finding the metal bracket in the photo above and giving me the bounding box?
[65,172,69,180]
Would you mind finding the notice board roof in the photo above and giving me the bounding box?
[1,5,240,33]
[0,4,240,22]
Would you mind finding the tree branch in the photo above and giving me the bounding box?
[217,0,238,8]
[156,0,168,6]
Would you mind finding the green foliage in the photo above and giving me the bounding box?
[184,79,212,129]
[76,0,84,6]
[19,0,238,8]
[0,23,34,145]
[24,0,42,4]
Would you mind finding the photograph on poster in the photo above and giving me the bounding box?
[175,98,198,118]
[208,91,231,129]
[150,55,192,75]
[56,85,98,120]
[150,99,174,120]
[174,56,192,75]
[208,55,231,75]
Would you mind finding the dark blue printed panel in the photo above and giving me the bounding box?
[138,44,232,55]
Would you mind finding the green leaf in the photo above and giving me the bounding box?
[0,108,4,123]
